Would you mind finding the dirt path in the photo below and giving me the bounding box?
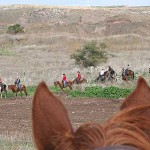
[0,96,122,136]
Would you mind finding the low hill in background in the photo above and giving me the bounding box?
[0,5,150,85]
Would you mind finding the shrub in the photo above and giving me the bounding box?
[7,24,24,34]
[71,41,108,67]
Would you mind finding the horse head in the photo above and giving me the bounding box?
[54,81,58,87]
[32,77,150,150]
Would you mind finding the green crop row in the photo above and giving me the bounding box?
[68,86,133,99]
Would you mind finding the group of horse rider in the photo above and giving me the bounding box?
[62,71,81,87]
[97,64,131,81]
[0,76,21,91]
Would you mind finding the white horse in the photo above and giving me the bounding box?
[0,84,7,98]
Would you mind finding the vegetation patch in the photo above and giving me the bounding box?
[0,48,15,56]
[6,24,24,34]
[68,86,133,99]
[71,41,108,67]
[0,136,34,150]
[4,84,133,99]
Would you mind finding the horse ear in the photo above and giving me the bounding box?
[120,77,150,110]
[32,81,74,150]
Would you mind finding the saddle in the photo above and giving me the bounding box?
[16,84,21,91]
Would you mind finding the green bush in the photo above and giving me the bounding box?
[71,41,108,67]
[7,23,24,34]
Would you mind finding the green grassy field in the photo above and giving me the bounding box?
[5,84,134,99]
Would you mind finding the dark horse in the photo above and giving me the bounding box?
[54,80,73,90]
[0,84,7,98]
[122,69,134,81]
[72,78,87,84]
[8,84,27,98]
[96,71,117,82]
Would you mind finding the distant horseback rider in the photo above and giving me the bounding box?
[62,74,68,87]
[108,66,115,79]
[97,68,105,81]
[125,64,130,75]
[14,76,21,91]
[76,71,81,84]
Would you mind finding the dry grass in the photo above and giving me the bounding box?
[0,5,149,86]
[0,132,34,150]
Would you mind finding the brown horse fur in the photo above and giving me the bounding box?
[120,77,150,110]
[103,105,150,149]
[72,78,87,84]
[122,70,134,81]
[8,84,27,98]
[54,80,73,90]
[32,77,150,150]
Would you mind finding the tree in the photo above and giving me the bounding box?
[71,41,108,68]
[7,24,24,34]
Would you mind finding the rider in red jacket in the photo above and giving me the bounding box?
[76,71,81,84]
[62,74,67,87]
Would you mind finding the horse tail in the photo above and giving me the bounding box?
[133,72,135,79]
[23,85,28,97]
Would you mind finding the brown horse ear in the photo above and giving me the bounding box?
[120,77,150,110]
[32,81,74,150]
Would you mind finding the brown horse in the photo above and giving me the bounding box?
[0,84,7,98]
[72,77,87,84]
[122,69,134,81]
[8,84,27,98]
[54,80,73,90]
[32,77,150,150]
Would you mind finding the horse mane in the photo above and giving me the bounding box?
[32,77,150,150]
[104,105,150,149]
[74,123,105,149]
